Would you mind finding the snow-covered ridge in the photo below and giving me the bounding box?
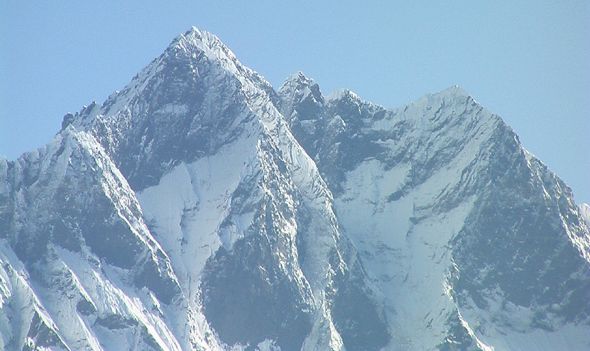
[278,70,590,350]
[1,27,588,351]
[0,128,186,350]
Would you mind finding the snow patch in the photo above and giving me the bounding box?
[579,203,590,227]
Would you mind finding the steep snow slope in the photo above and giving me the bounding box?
[278,73,590,350]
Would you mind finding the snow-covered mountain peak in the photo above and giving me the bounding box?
[282,72,590,349]
[169,26,238,65]
[327,88,362,103]
[280,71,316,89]
[68,25,273,128]
[410,84,473,109]
[62,26,288,190]
[168,26,275,94]
[278,71,325,123]
[325,88,387,119]
[436,84,469,97]
[391,84,504,137]
[279,71,320,98]
[2,27,589,351]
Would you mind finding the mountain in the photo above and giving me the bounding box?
[278,73,590,350]
[1,27,588,350]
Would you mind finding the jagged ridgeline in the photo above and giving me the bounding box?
[1,27,589,351]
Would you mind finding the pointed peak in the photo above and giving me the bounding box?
[279,71,323,100]
[186,25,204,35]
[166,26,272,89]
[166,26,236,63]
[408,84,477,111]
[180,26,219,44]
[289,71,314,84]
[327,89,362,103]
[279,71,317,93]
[277,71,325,118]
[433,85,471,99]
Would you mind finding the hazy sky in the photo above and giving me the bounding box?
[1,1,588,202]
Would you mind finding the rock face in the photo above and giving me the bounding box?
[1,27,588,350]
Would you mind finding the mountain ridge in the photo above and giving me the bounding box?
[1,27,588,351]
[277,69,590,350]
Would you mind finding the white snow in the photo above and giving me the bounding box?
[460,292,590,351]
[138,133,259,349]
[138,133,257,289]
[331,88,507,349]
[335,157,477,349]
[580,203,590,227]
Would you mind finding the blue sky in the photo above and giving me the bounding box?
[1,1,588,203]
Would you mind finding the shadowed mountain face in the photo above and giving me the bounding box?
[0,27,588,350]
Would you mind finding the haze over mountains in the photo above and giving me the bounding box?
[0,27,588,351]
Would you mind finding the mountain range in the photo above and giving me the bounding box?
[0,27,588,351]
